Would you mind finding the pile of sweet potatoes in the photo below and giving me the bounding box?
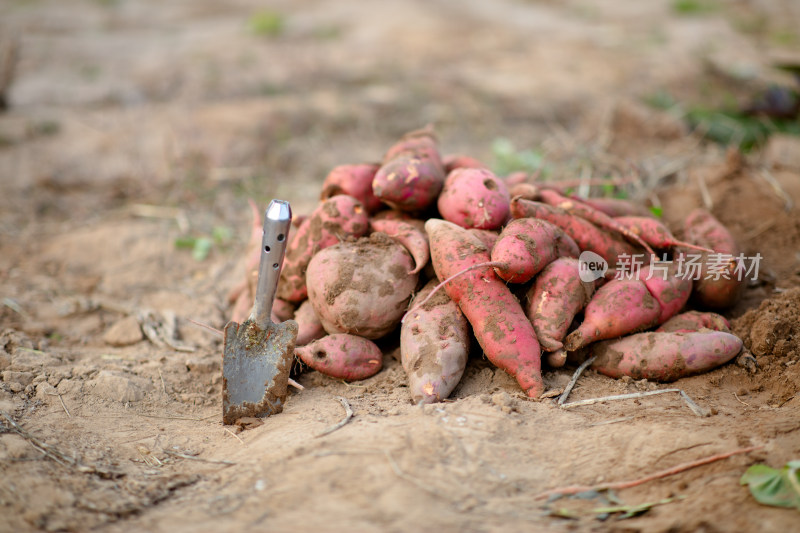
[230,126,748,404]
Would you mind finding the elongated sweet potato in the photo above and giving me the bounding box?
[491,218,580,283]
[507,182,540,202]
[425,218,544,398]
[370,218,429,274]
[614,216,712,253]
[510,197,638,268]
[656,310,731,333]
[580,197,654,218]
[564,278,661,351]
[306,233,419,340]
[683,208,745,309]
[525,257,594,352]
[372,127,446,212]
[320,163,382,214]
[401,280,470,404]
[294,300,326,346]
[590,330,743,381]
[296,334,383,381]
[538,189,655,256]
[277,195,369,303]
[437,168,511,230]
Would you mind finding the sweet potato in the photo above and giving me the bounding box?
[638,263,692,324]
[425,218,544,398]
[372,128,446,212]
[614,216,713,253]
[306,233,419,340]
[467,229,499,252]
[401,280,470,404]
[510,197,638,268]
[320,163,382,214]
[525,257,594,352]
[683,208,745,309]
[491,218,580,283]
[579,197,654,218]
[437,168,511,230]
[538,189,655,256]
[656,310,731,333]
[296,334,383,381]
[564,278,661,351]
[590,330,743,381]
[277,195,369,303]
[370,218,429,274]
[507,182,540,202]
[294,300,326,346]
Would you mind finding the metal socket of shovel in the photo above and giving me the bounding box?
[222,200,298,425]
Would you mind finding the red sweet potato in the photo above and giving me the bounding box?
[320,163,382,214]
[538,189,655,256]
[370,218,429,274]
[467,229,499,252]
[372,128,446,212]
[296,334,383,381]
[525,257,594,352]
[491,218,580,283]
[579,197,654,218]
[277,195,369,303]
[656,310,731,333]
[590,330,743,381]
[683,208,745,309]
[305,233,419,340]
[564,278,661,351]
[638,263,692,324]
[294,299,326,346]
[437,168,511,230]
[401,280,470,404]
[614,216,713,253]
[425,218,544,398]
[510,197,638,268]
[507,182,540,202]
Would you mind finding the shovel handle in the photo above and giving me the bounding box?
[253,199,292,327]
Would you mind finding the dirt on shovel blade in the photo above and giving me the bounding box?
[222,319,298,425]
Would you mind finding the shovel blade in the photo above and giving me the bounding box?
[222,318,299,425]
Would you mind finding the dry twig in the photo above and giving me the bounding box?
[534,445,762,500]
[558,356,596,406]
[1,411,95,473]
[163,449,236,466]
[560,388,710,417]
[316,397,354,437]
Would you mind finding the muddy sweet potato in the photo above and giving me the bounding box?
[639,263,692,324]
[370,218,429,274]
[579,197,654,218]
[296,334,383,381]
[683,208,745,309]
[372,127,446,212]
[510,197,638,268]
[656,310,731,333]
[490,218,580,283]
[401,280,470,404]
[437,168,511,230]
[614,215,713,253]
[525,257,594,353]
[305,233,419,340]
[320,163,382,214]
[277,195,369,303]
[564,278,661,351]
[294,299,327,346]
[425,218,544,398]
[443,154,487,173]
[590,330,743,381]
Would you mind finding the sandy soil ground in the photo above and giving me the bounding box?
[1,1,799,532]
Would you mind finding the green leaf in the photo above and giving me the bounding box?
[248,10,285,37]
[212,225,233,245]
[174,236,197,249]
[741,462,800,510]
[192,237,213,261]
[649,206,664,218]
[592,496,683,520]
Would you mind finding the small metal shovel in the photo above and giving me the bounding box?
[222,200,299,425]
